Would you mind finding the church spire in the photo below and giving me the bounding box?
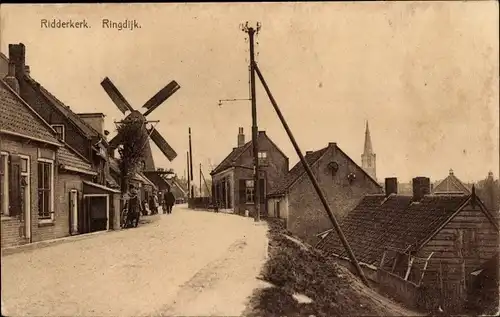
[364,121,373,155]
[361,121,377,181]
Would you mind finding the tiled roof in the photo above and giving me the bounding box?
[210,131,288,176]
[268,147,329,197]
[316,194,471,266]
[433,172,471,194]
[58,145,95,174]
[211,142,251,175]
[0,80,60,145]
[23,76,101,139]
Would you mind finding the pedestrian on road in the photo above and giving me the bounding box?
[164,188,176,214]
[126,185,142,228]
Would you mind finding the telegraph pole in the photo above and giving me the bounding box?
[241,21,262,222]
[189,128,194,199]
[199,163,202,197]
[186,151,190,199]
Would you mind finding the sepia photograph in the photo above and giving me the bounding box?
[0,2,498,316]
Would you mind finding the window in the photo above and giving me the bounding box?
[21,158,28,173]
[51,124,65,140]
[38,160,53,220]
[0,153,8,216]
[245,180,255,204]
[258,151,268,166]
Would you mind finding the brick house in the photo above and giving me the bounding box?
[267,142,382,245]
[1,77,99,248]
[3,43,121,234]
[210,128,289,215]
[316,177,499,313]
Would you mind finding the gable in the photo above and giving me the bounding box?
[268,143,381,198]
[433,174,471,195]
[211,132,287,176]
[0,80,60,146]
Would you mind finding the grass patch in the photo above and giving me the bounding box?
[245,219,409,317]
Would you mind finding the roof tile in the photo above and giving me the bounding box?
[316,194,470,266]
[0,80,60,145]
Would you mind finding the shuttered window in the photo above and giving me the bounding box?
[38,161,53,219]
[0,153,8,216]
[8,154,22,217]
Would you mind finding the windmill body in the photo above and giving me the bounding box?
[100,77,180,172]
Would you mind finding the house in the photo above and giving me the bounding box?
[3,43,122,234]
[316,177,499,313]
[432,169,472,195]
[267,142,382,245]
[1,76,100,248]
[210,128,289,215]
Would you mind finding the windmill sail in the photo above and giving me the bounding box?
[101,77,134,114]
[149,128,177,161]
[143,80,180,117]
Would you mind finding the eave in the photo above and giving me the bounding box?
[0,129,62,147]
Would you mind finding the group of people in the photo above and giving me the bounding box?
[122,185,177,228]
[147,189,176,215]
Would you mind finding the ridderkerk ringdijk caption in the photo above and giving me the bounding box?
[102,19,141,31]
[41,19,90,29]
[40,19,141,31]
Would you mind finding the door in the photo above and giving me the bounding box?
[88,196,108,232]
[69,190,78,235]
[276,201,280,218]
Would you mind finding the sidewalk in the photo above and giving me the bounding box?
[1,214,161,257]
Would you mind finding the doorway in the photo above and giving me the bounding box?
[83,195,109,233]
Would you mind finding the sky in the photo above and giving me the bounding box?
[1,2,498,184]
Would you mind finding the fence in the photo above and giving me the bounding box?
[188,197,211,209]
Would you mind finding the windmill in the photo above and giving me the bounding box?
[100,77,180,171]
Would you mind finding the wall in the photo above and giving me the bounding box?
[35,172,87,241]
[287,145,383,245]
[232,132,289,215]
[235,132,289,193]
[416,201,499,312]
[268,196,289,225]
[1,136,68,248]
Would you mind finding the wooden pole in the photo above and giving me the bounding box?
[186,151,190,200]
[199,163,202,197]
[244,26,260,222]
[189,127,194,199]
[253,62,370,287]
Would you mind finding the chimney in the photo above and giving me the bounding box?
[77,113,105,135]
[306,151,313,155]
[412,177,431,201]
[385,177,398,197]
[3,62,20,94]
[237,127,245,147]
[8,43,26,80]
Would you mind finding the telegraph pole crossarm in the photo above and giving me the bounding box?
[253,62,370,288]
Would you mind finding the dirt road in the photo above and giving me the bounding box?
[1,206,269,316]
